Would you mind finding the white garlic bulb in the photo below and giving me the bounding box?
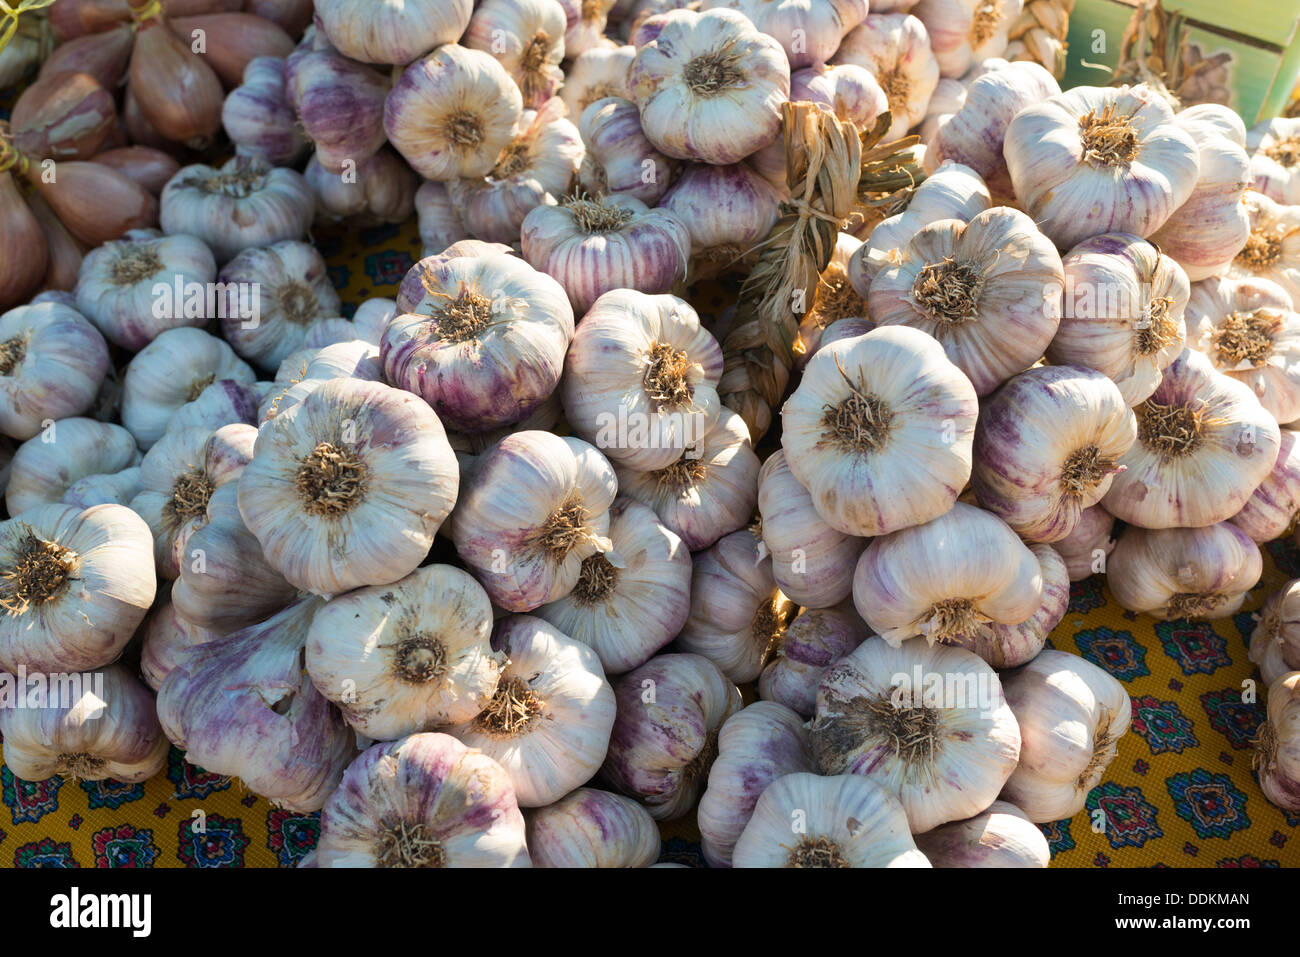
[759,603,870,717]
[1248,116,1300,206]
[140,597,219,693]
[527,788,661,867]
[447,615,616,807]
[464,0,567,108]
[1250,580,1300,688]
[1054,504,1116,581]
[305,149,418,227]
[6,419,139,515]
[913,0,1022,77]
[832,13,940,140]
[0,301,109,440]
[1102,347,1280,528]
[780,325,978,537]
[701,0,867,69]
[1229,191,1300,306]
[1254,671,1300,812]
[415,181,470,255]
[562,44,636,118]
[559,0,616,56]
[61,467,143,510]
[314,0,472,65]
[1106,522,1262,621]
[999,649,1130,823]
[165,379,264,438]
[1232,429,1300,542]
[913,799,1050,867]
[578,96,674,206]
[0,664,168,783]
[307,564,506,741]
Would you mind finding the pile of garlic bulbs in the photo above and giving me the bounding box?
[1,0,1297,868]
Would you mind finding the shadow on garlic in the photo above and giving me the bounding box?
[1107,521,1262,621]
[6,418,139,515]
[913,799,1049,867]
[526,787,661,868]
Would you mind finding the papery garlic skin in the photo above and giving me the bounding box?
[0,664,168,784]
[307,564,505,741]
[701,0,868,69]
[1255,672,1300,812]
[1051,232,1191,407]
[577,97,673,206]
[913,0,1022,78]
[1107,522,1262,621]
[1250,581,1300,689]
[62,467,143,510]
[1229,191,1300,306]
[602,653,743,821]
[74,229,217,350]
[165,379,264,438]
[613,406,759,551]
[140,597,219,693]
[1103,348,1280,529]
[913,799,1049,867]
[810,637,1021,833]
[1248,117,1300,207]
[868,206,1064,396]
[1187,276,1300,424]
[0,504,156,674]
[758,450,867,609]
[395,242,517,314]
[382,253,574,432]
[1004,84,1199,251]
[833,13,940,141]
[465,0,567,108]
[317,732,530,867]
[527,788,661,867]
[999,649,1130,823]
[759,604,870,717]
[285,45,389,175]
[385,45,524,182]
[562,45,636,118]
[223,56,308,166]
[660,161,783,278]
[448,615,615,807]
[0,302,109,440]
[559,0,616,56]
[562,289,722,471]
[6,419,139,515]
[853,502,1043,647]
[734,772,930,867]
[415,181,470,256]
[971,365,1136,543]
[306,149,417,227]
[1053,504,1115,581]
[629,8,790,165]
[944,543,1067,669]
[1233,429,1300,542]
[536,499,691,675]
[315,0,472,65]
[781,325,978,537]
[697,701,813,867]
[260,341,383,422]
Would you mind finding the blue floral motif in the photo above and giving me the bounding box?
[1068,577,1106,614]
[1130,696,1198,755]
[1039,818,1074,857]
[1199,689,1264,750]
[1155,620,1231,676]
[1089,782,1162,849]
[1074,626,1149,680]
[1,766,62,825]
[1166,769,1251,840]
[80,778,145,810]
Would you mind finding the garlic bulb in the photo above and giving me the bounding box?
[853,502,1043,646]
[913,0,1022,77]
[561,44,636,118]
[913,799,1050,867]
[1054,504,1115,581]
[465,0,567,108]
[1003,84,1199,250]
[121,327,256,449]
[158,597,355,812]
[1150,105,1251,281]
[314,0,472,65]
[305,149,418,227]
[733,772,930,867]
[1107,522,1262,621]
[1229,191,1300,306]
[1188,276,1300,423]
[316,732,530,867]
[0,664,168,784]
[1248,116,1300,206]
[527,788,661,867]
[601,653,743,820]
[1051,232,1191,406]
[971,365,1136,542]
[452,432,617,611]
[6,419,139,515]
[74,229,216,350]
[945,543,1067,668]
[0,301,109,440]
[613,406,759,551]
[781,325,978,537]
[696,701,813,867]
[536,499,691,674]
[129,424,257,579]
[306,564,505,740]
[521,193,690,313]
[385,45,524,182]
[578,96,674,206]
[0,503,156,673]
[1233,429,1300,542]
[661,161,783,278]
[810,637,1021,832]
[559,0,616,56]
[1103,347,1280,528]
[999,649,1130,822]
[238,378,459,596]
[701,0,867,69]
[165,379,263,438]
[629,8,790,165]
[62,467,143,510]
[160,157,314,264]
[260,340,384,421]
[868,206,1064,396]
[757,450,867,609]
[395,242,516,313]
[284,45,389,175]
[924,59,1058,201]
[832,13,940,140]
[1250,581,1300,689]
[1254,672,1300,812]
[448,615,615,807]
[416,181,470,256]
[222,56,308,166]
[563,289,722,471]
[140,597,219,692]
[382,253,573,432]
[759,604,870,717]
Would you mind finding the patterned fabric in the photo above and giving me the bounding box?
[2,210,1299,868]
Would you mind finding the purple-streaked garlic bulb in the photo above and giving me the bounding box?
[1255,672,1300,813]
[1053,504,1116,581]
[0,664,169,783]
[1250,580,1300,688]
[157,597,355,812]
[394,242,516,314]
[415,181,470,257]
[912,0,1022,78]
[452,432,617,611]
[794,233,868,369]
[6,418,139,515]
[1233,429,1300,542]
[305,148,417,227]
[527,788,661,868]
[561,44,635,118]
[1248,116,1300,207]
[660,161,783,279]
[1106,522,1262,621]
[913,800,1050,867]
[464,0,567,109]
[223,56,309,166]
[316,732,530,867]
[601,653,743,820]
[832,13,940,141]
[140,596,220,692]
[0,301,109,441]
[314,0,472,65]
[701,0,867,69]
[559,0,617,56]
[61,467,143,510]
[758,603,870,717]
[1229,191,1300,307]
[577,97,674,206]
[696,701,813,867]
[166,379,265,437]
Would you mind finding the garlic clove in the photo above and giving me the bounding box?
[913,799,1050,867]
[527,788,661,868]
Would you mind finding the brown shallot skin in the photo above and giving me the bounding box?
[168,13,295,88]
[91,146,181,196]
[27,159,158,246]
[39,25,134,90]
[0,173,48,309]
[11,71,117,161]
